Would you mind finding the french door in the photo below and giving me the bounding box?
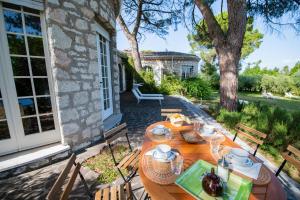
[97,31,113,120]
[0,2,59,155]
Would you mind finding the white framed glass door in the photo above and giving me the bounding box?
[96,29,113,120]
[0,2,59,155]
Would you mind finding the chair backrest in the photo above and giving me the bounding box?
[135,87,143,96]
[276,145,300,176]
[104,123,132,165]
[47,154,91,200]
[234,123,267,156]
[161,109,182,120]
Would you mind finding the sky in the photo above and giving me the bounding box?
[116,3,300,70]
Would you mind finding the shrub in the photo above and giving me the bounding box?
[261,75,294,95]
[136,70,159,93]
[217,109,241,129]
[270,122,288,149]
[238,75,262,92]
[182,77,212,99]
[159,74,183,95]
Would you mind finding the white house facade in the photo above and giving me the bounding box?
[140,51,200,84]
[0,0,122,177]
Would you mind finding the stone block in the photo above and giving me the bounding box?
[48,0,60,5]
[74,45,87,52]
[60,108,79,123]
[28,158,50,169]
[83,82,91,90]
[57,95,70,109]
[53,68,70,79]
[52,151,70,161]
[64,2,76,9]
[71,0,85,5]
[54,49,71,69]
[87,34,96,47]
[62,122,80,135]
[49,8,66,24]
[91,90,100,100]
[75,19,88,30]
[90,0,99,12]
[86,113,100,126]
[88,61,98,74]
[80,7,95,19]
[49,25,72,50]
[73,91,89,106]
[57,80,80,93]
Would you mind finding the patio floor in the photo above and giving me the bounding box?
[0,92,299,199]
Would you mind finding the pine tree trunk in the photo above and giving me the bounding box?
[129,38,143,72]
[218,50,238,111]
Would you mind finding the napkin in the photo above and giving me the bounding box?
[229,162,262,180]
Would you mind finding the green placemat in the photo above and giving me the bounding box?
[175,160,252,200]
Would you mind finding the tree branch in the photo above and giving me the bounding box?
[117,15,133,40]
[194,0,226,49]
[133,0,143,36]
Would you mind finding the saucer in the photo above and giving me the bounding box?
[152,145,176,162]
[151,125,169,136]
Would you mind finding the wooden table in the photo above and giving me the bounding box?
[139,121,286,200]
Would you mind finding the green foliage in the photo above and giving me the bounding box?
[243,61,280,76]
[188,12,263,60]
[290,62,300,76]
[159,74,183,95]
[136,70,159,93]
[238,75,262,92]
[182,77,212,99]
[216,109,241,129]
[215,102,299,153]
[261,75,294,95]
[270,122,288,149]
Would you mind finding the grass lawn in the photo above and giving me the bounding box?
[83,145,130,184]
[199,91,300,112]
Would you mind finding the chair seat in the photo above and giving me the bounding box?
[95,182,133,200]
[117,149,141,172]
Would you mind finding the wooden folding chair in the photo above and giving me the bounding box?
[276,145,300,176]
[47,154,93,200]
[234,123,267,156]
[105,123,141,182]
[95,182,133,200]
[161,108,182,120]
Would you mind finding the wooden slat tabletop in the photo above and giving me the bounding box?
[139,121,286,200]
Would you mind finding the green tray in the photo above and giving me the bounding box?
[175,160,252,200]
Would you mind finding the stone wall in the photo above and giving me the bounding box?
[141,59,199,84]
[45,0,120,150]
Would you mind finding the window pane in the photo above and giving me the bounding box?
[25,14,41,36]
[7,34,26,55]
[34,78,49,95]
[11,56,29,76]
[40,115,55,132]
[22,117,39,135]
[27,37,44,56]
[23,7,40,15]
[0,100,6,120]
[15,78,33,96]
[0,121,10,140]
[18,98,36,116]
[4,10,23,33]
[37,97,52,114]
[31,58,47,76]
[2,2,21,10]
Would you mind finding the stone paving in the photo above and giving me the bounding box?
[0,92,299,199]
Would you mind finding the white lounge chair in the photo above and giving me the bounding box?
[285,92,294,98]
[135,87,163,97]
[262,91,274,99]
[131,88,164,105]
